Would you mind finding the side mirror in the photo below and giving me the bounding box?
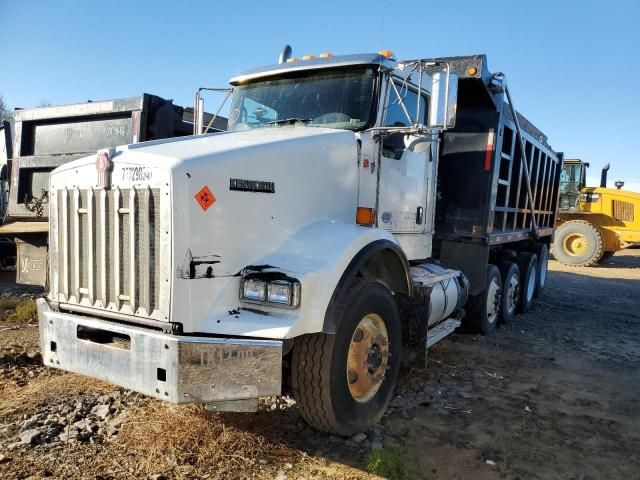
[429,72,458,129]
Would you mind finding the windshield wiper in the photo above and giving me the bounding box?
[267,118,312,126]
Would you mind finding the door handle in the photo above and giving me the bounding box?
[416,206,424,225]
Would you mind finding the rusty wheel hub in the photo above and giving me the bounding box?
[347,314,390,403]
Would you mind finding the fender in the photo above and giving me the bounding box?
[321,238,412,333]
[179,220,412,339]
[235,220,411,338]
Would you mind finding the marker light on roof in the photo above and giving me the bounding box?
[319,52,334,58]
[378,50,395,59]
[302,55,316,60]
[286,57,300,63]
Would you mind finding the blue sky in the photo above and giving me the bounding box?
[1,0,638,189]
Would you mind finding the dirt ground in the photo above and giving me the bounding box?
[0,249,639,479]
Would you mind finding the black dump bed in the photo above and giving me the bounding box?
[431,55,563,246]
[7,94,227,222]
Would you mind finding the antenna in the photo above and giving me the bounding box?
[379,2,385,52]
[279,45,293,64]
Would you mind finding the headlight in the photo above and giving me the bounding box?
[241,279,267,302]
[268,281,295,305]
[240,276,301,308]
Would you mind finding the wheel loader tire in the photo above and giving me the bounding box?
[517,252,538,314]
[497,261,520,323]
[551,220,604,267]
[532,243,549,298]
[291,280,402,435]
[465,264,502,335]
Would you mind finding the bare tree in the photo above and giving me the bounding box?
[0,95,12,122]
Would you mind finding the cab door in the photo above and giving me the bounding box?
[377,80,431,259]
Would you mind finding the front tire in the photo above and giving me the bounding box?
[552,220,604,267]
[291,280,402,435]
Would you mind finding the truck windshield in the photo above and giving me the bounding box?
[228,68,377,131]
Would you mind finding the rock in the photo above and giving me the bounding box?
[147,475,169,480]
[370,439,383,450]
[0,454,10,463]
[283,463,293,470]
[97,394,112,404]
[19,429,41,445]
[351,432,367,443]
[21,420,38,431]
[91,404,111,420]
[275,470,287,480]
[73,418,93,431]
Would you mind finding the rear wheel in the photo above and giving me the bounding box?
[552,220,604,266]
[532,243,549,297]
[291,280,401,435]
[517,253,538,313]
[466,264,502,335]
[497,261,520,323]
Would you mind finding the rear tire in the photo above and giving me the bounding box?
[466,264,502,335]
[532,243,549,298]
[516,253,538,313]
[497,261,520,323]
[291,280,402,435]
[551,220,604,267]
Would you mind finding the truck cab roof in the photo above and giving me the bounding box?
[229,53,396,85]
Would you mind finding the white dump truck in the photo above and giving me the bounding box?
[38,48,562,434]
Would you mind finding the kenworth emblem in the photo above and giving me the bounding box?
[96,149,112,188]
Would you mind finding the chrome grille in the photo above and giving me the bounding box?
[53,186,166,320]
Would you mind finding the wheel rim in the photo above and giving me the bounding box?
[563,233,588,256]
[526,266,536,302]
[539,249,548,287]
[486,277,501,324]
[506,273,520,315]
[347,313,389,403]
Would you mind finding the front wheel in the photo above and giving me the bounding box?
[291,280,402,435]
[551,220,604,266]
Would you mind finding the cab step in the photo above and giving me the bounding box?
[426,318,461,348]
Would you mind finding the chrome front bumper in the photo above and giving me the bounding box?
[37,299,282,403]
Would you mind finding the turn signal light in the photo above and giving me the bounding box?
[378,50,395,59]
[356,207,376,226]
[319,52,335,58]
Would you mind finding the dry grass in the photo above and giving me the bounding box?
[116,402,305,477]
[0,298,37,323]
[0,372,113,418]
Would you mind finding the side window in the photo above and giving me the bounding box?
[382,84,428,159]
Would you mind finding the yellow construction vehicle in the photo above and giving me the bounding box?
[552,159,640,266]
